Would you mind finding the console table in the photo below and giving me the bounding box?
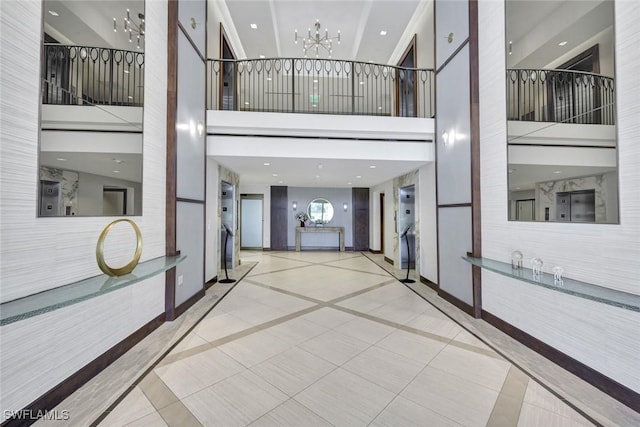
[296,226,345,252]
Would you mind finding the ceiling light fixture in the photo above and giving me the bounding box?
[558,41,568,46]
[263,162,270,166]
[259,55,265,59]
[48,10,59,16]
[56,157,67,161]
[250,24,258,29]
[113,8,145,49]
[356,175,362,179]
[508,40,512,56]
[272,173,278,177]
[295,20,340,58]
[379,30,387,36]
[369,165,376,169]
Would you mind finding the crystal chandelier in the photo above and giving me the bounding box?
[113,8,145,49]
[295,20,340,58]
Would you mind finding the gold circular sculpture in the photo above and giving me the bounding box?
[96,219,143,276]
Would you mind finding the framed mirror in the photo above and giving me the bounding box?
[505,0,618,223]
[307,198,334,224]
[39,0,145,216]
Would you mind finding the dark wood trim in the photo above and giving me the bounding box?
[205,275,218,290]
[438,202,472,208]
[1,313,164,427]
[438,288,474,316]
[219,23,237,60]
[379,192,385,255]
[384,256,394,265]
[41,128,143,134]
[165,0,179,322]
[558,44,600,73]
[219,23,237,111]
[208,132,432,143]
[482,310,640,412]
[420,275,439,292]
[369,249,382,254]
[469,0,482,319]
[177,21,206,63]
[436,39,470,75]
[176,197,206,204]
[174,289,205,319]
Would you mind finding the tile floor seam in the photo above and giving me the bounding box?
[247,397,337,427]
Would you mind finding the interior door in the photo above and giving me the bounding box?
[516,199,535,221]
[240,196,263,249]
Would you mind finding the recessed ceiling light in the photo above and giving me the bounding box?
[113,170,120,173]
[56,157,67,161]
[558,41,568,46]
[250,24,258,29]
[124,69,130,74]
[515,187,521,190]
[347,182,352,185]
[368,60,374,63]
[127,96,133,99]
[263,162,270,166]
[278,180,283,184]
[48,10,59,16]
[379,30,387,36]
[317,163,323,169]
[313,79,318,83]
[356,175,362,179]
[244,101,250,105]
[553,170,562,174]
[259,55,265,58]
[377,106,382,110]
[359,81,364,85]
[369,165,376,169]
[267,77,272,81]
[113,158,124,164]
[272,173,278,177]
[312,104,317,108]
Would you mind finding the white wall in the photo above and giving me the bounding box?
[206,0,245,59]
[418,163,438,283]
[370,180,397,259]
[287,187,353,249]
[479,0,640,392]
[390,0,435,69]
[0,0,167,414]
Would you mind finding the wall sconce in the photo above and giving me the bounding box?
[343,202,348,211]
[292,201,297,211]
[442,129,456,146]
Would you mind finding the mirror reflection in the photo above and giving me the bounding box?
[506,0,618,223]
[307,198,334,224]
[39,0,144,216]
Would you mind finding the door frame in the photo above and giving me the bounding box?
[240,194,264,250]
[396,34,417,117]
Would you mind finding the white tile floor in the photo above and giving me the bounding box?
[96,251,600,427]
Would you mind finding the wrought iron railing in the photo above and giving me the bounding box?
[507,68,615,125]
[42,44,144,107]
[207,58,435,118]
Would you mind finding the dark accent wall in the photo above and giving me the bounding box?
[270,186,288,250]
[352,187,370,251]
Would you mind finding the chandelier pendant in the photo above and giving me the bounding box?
[295,20,340,58]
[113,8,145,50]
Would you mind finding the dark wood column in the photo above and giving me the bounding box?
[270,186,288,250]
[352,187,370,251]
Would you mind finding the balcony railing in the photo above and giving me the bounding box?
[42,44,144,107]
[507,68,615,125]
[207,58,435,118]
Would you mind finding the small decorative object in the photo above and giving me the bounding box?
[295,212,309,227]
[552,266,564,285]
[96,219,143,276]
[511,251,523,269]
[531,257,543,281]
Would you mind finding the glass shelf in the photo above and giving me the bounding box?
[0,255,186,326]
[463,256,640,312]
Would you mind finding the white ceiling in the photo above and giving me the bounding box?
[222,0,422,63]
[40,152,142,183]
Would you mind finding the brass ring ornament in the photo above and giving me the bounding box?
[96,219,143,276]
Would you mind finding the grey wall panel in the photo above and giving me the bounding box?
[176,201,205,306]
[438,206,473,305]
[178,0,206,57]
[435,0,469,68]
[436,44,472,205]
[176,31,205,201]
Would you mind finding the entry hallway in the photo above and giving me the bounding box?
[98,252,594,426]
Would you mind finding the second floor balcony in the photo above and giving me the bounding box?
[207,58,435,119]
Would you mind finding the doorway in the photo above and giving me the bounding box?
[397,35,417,117]
[103,188,128,215]
[220,24,237,111]
[240,194,263,250]
[515,199,535,221]
[379,192,385,255]
[398,185,415,269]
[220,181,235,268]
